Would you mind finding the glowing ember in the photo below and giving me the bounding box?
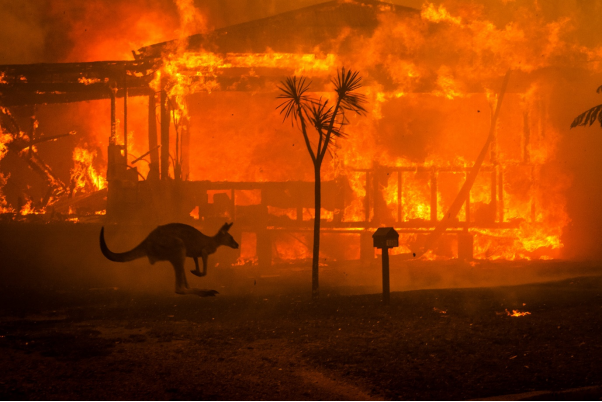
[505,309,531,317]
[77,77,101,85]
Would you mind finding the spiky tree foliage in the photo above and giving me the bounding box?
[571,85,602,128]
[277,68,366,298]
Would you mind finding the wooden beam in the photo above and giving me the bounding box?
[147,89,159,179]
[160,77,170,180]
[123,71,128,162]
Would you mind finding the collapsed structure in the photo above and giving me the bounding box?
[1,0,596,266]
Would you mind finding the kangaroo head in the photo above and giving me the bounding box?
[217,222,239,249]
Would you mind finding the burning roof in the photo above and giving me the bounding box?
[136,0,419,57]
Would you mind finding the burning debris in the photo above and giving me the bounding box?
[497,308,532,317]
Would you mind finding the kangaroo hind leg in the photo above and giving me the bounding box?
[169,242,189,295]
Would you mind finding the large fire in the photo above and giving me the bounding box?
[1,0,601,264]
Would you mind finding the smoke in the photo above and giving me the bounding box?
[0,0,347,64]
[0,0,180,64]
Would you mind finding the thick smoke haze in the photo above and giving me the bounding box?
[1,0,600,65]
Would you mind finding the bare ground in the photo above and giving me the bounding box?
[1,272,602,400]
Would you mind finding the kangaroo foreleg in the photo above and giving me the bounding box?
[190,252,209,277]
[190,256,203,277]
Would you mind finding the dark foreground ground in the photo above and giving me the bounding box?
[1,272,602,400]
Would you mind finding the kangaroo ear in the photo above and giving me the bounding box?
[221,222,233,233]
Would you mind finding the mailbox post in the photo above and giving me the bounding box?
[372,227,399,305]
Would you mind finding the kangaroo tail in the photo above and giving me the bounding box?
[100,227,147,263]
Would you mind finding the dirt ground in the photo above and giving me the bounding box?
[1,270,602,400]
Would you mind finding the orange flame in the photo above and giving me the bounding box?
[506,309,531,317]
[70,146,107,196]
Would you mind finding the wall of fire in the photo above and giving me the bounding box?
[3,0,600,265]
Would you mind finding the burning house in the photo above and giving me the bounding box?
[1,0,601,270]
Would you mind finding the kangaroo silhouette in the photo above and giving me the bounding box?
[100,222,239,296]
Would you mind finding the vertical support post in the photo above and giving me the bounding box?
[147,89,159,179]
[491,108,498,222]
[364,172,370,223]
[397,171,402,224]
[381,247,390,305]
[29,106,37,158]
[465,187,471,224]
[491,167,497,222]
[231,189,236,221]
[373,167,381,224]
[498,167,504,222]
[110,84,117,145]
[430,168,438,223]
[333,176,345,223]
[107,83,119,218]
[181,120,190,180]
[160,76,170,180]
[123,70,128,162]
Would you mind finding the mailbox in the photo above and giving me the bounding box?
[372,227,399,249]
[372,227,398,306]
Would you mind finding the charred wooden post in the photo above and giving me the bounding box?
[181,120,190,180]
[107,83,120,182]
[160,76,170,180]
[110,83,117,144]
[147,89,160,180]
[123,70,128,162]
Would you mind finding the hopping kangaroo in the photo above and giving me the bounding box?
[100,222,239,296]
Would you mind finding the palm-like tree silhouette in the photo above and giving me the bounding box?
[277,68,367,298]
[571,85,602,129]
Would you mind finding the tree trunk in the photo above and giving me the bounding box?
[312,163,321,298]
